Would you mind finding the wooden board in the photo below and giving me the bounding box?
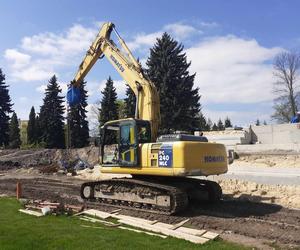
[19,209,43,217]
[81,209,112,219]
[201,231,219,240]
[118,226,167,238]
[154,222,207,236]
[118,218,209,244]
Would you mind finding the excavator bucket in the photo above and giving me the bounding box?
[67,85,81,106]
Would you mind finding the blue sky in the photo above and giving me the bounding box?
[1,0,300,129]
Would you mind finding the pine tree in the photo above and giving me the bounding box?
[27,106,36,144]
[116,100,126,119]
[0,69,13,147]
[8,112,21,148]
[206,118,213,131]
[68,80,89,148]
[35,115,42,143]
[212,123,218,131]
[99,77,118,126]
[39,75,65,148]
[224,117,232,128]
[124,85,136,118]
[263,120,267,125]
[198,113,207,131]
[256,119,260,126]
[217,118,224,130]
[147,33,201,133]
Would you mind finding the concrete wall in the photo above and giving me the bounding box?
[250,123,300,144]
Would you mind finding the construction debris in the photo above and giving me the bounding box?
[20,199,84,216]
[75,209,219,244]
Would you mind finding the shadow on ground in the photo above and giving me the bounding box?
[182,197,282,218]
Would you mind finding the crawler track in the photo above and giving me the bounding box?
[80,178,189,215]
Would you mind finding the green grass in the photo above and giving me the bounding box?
[0,198,249,250]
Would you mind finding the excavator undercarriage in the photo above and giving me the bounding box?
[80,177,222,215]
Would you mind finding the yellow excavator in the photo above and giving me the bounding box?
[69,22,228,214]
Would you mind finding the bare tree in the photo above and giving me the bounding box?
[272,51,300,123]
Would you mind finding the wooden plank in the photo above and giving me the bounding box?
[81,216,120,227]
[19,209,43,217]
[201,231,219,240]
[116,214,156,224]
[175,227,206,237]
[153,222,173,229]
[154,222,207,237]
[110,209,122,214]
[170,219,190,230]
[118,219,209,244]
[40,202,60,206]
[81,209,112,219]
[118,226,167,238]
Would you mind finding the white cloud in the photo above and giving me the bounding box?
[4,23,101,82]
[21,24,97,57]
[36,84,47,93]
[14,66,55,82]
[127,31,163,51]
[127,22,200,52]
[164,23,200,39]
[185,36,283,104]
[199,21,219,28]
[4,49,31,69]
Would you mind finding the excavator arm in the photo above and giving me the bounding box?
[71,22,160,141]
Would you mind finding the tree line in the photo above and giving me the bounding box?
[1,32,238,149]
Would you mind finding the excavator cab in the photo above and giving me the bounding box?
[100,119,151,167]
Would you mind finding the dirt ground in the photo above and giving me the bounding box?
[0,169,299,249]
[232,154,300,168]
[1,148,300,249]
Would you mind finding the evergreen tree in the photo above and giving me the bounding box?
[147,33,201,133]
[39,75,65,148]
[217,118,224,130]
[224,117,232,128]
[206,118,213,131]
[263,120,267,125]
[8,112,21,148]
[124,85,136,118]
[116,100,126,119]
[35,115,42,143]
[27,106,36,144]
[99,77,118,126]
[0,69,13,147]
[68,80,89,148]
[198,113,207,131]
[212,123,218,131]
[256,119,260,126]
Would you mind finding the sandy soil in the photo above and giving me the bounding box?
[232,154,300,168]
[213,178,300,209]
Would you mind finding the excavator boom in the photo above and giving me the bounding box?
[71,22,160,141]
